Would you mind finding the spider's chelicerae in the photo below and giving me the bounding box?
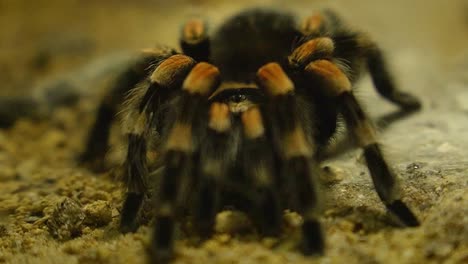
[80,8,421,263]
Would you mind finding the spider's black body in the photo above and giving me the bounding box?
[80,8,421,264]
[208,9,339,147]
[211,9,297,81]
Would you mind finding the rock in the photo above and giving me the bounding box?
[83,200,112,227]
[41,129,67,148]
[46,197,85,241]
[0,225,7,237]
[215,210,252,234]
[320,165,346,184]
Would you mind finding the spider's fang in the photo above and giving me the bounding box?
[150,54,196,86]
[183,62,220,95]
[256,63,294,96]
[289,37,334,66]
[305,59,351,96]
[301,218,325,255]
[208,102,231,133]
[241,107,265,139]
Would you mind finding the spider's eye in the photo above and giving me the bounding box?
[230,94,247,103]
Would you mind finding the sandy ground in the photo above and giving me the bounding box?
[0,0,467,263]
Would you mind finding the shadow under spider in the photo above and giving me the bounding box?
[318,108,420,161]
[375,108,420,130]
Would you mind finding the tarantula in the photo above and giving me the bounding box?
[80,8,421,263]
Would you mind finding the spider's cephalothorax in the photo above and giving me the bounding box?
[80,8,421,263]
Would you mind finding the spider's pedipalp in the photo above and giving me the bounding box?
[193,102,233,237]
[241,106,265,140]
[208,102,231,133]
[151,62,220,263]
[256,62,324,254]
[240,107,282,236]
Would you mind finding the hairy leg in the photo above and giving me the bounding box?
[79,47,176,169]
[304,59,419,227]
[180,18,210,62]
[257,62,325,255]
[119,54,196,233]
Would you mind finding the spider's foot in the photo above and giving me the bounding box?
[76,151,108,172]
[393,91,422,111]
[119,222,138,234]
[301,219,325,256]
[149,216,175,264]
[192,177,219,239]
[148,249,172,264]
[251,188,282,237]
[387,200,420,227]
[120,193,144,233]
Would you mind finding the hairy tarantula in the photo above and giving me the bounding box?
[80,8,421,263]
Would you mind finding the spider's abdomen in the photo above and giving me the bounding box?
[211,9,300,82]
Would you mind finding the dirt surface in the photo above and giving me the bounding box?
[1,1,467,263]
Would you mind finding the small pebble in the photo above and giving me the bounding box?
[437,142,457,153]
[320,165,345,184]
[215,210,251,234]
[83,200,112,227]
[41,129,67,148]
[0,225,7,237]
[46,197,85,241]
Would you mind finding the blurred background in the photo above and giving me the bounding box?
[1,0,467,97]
